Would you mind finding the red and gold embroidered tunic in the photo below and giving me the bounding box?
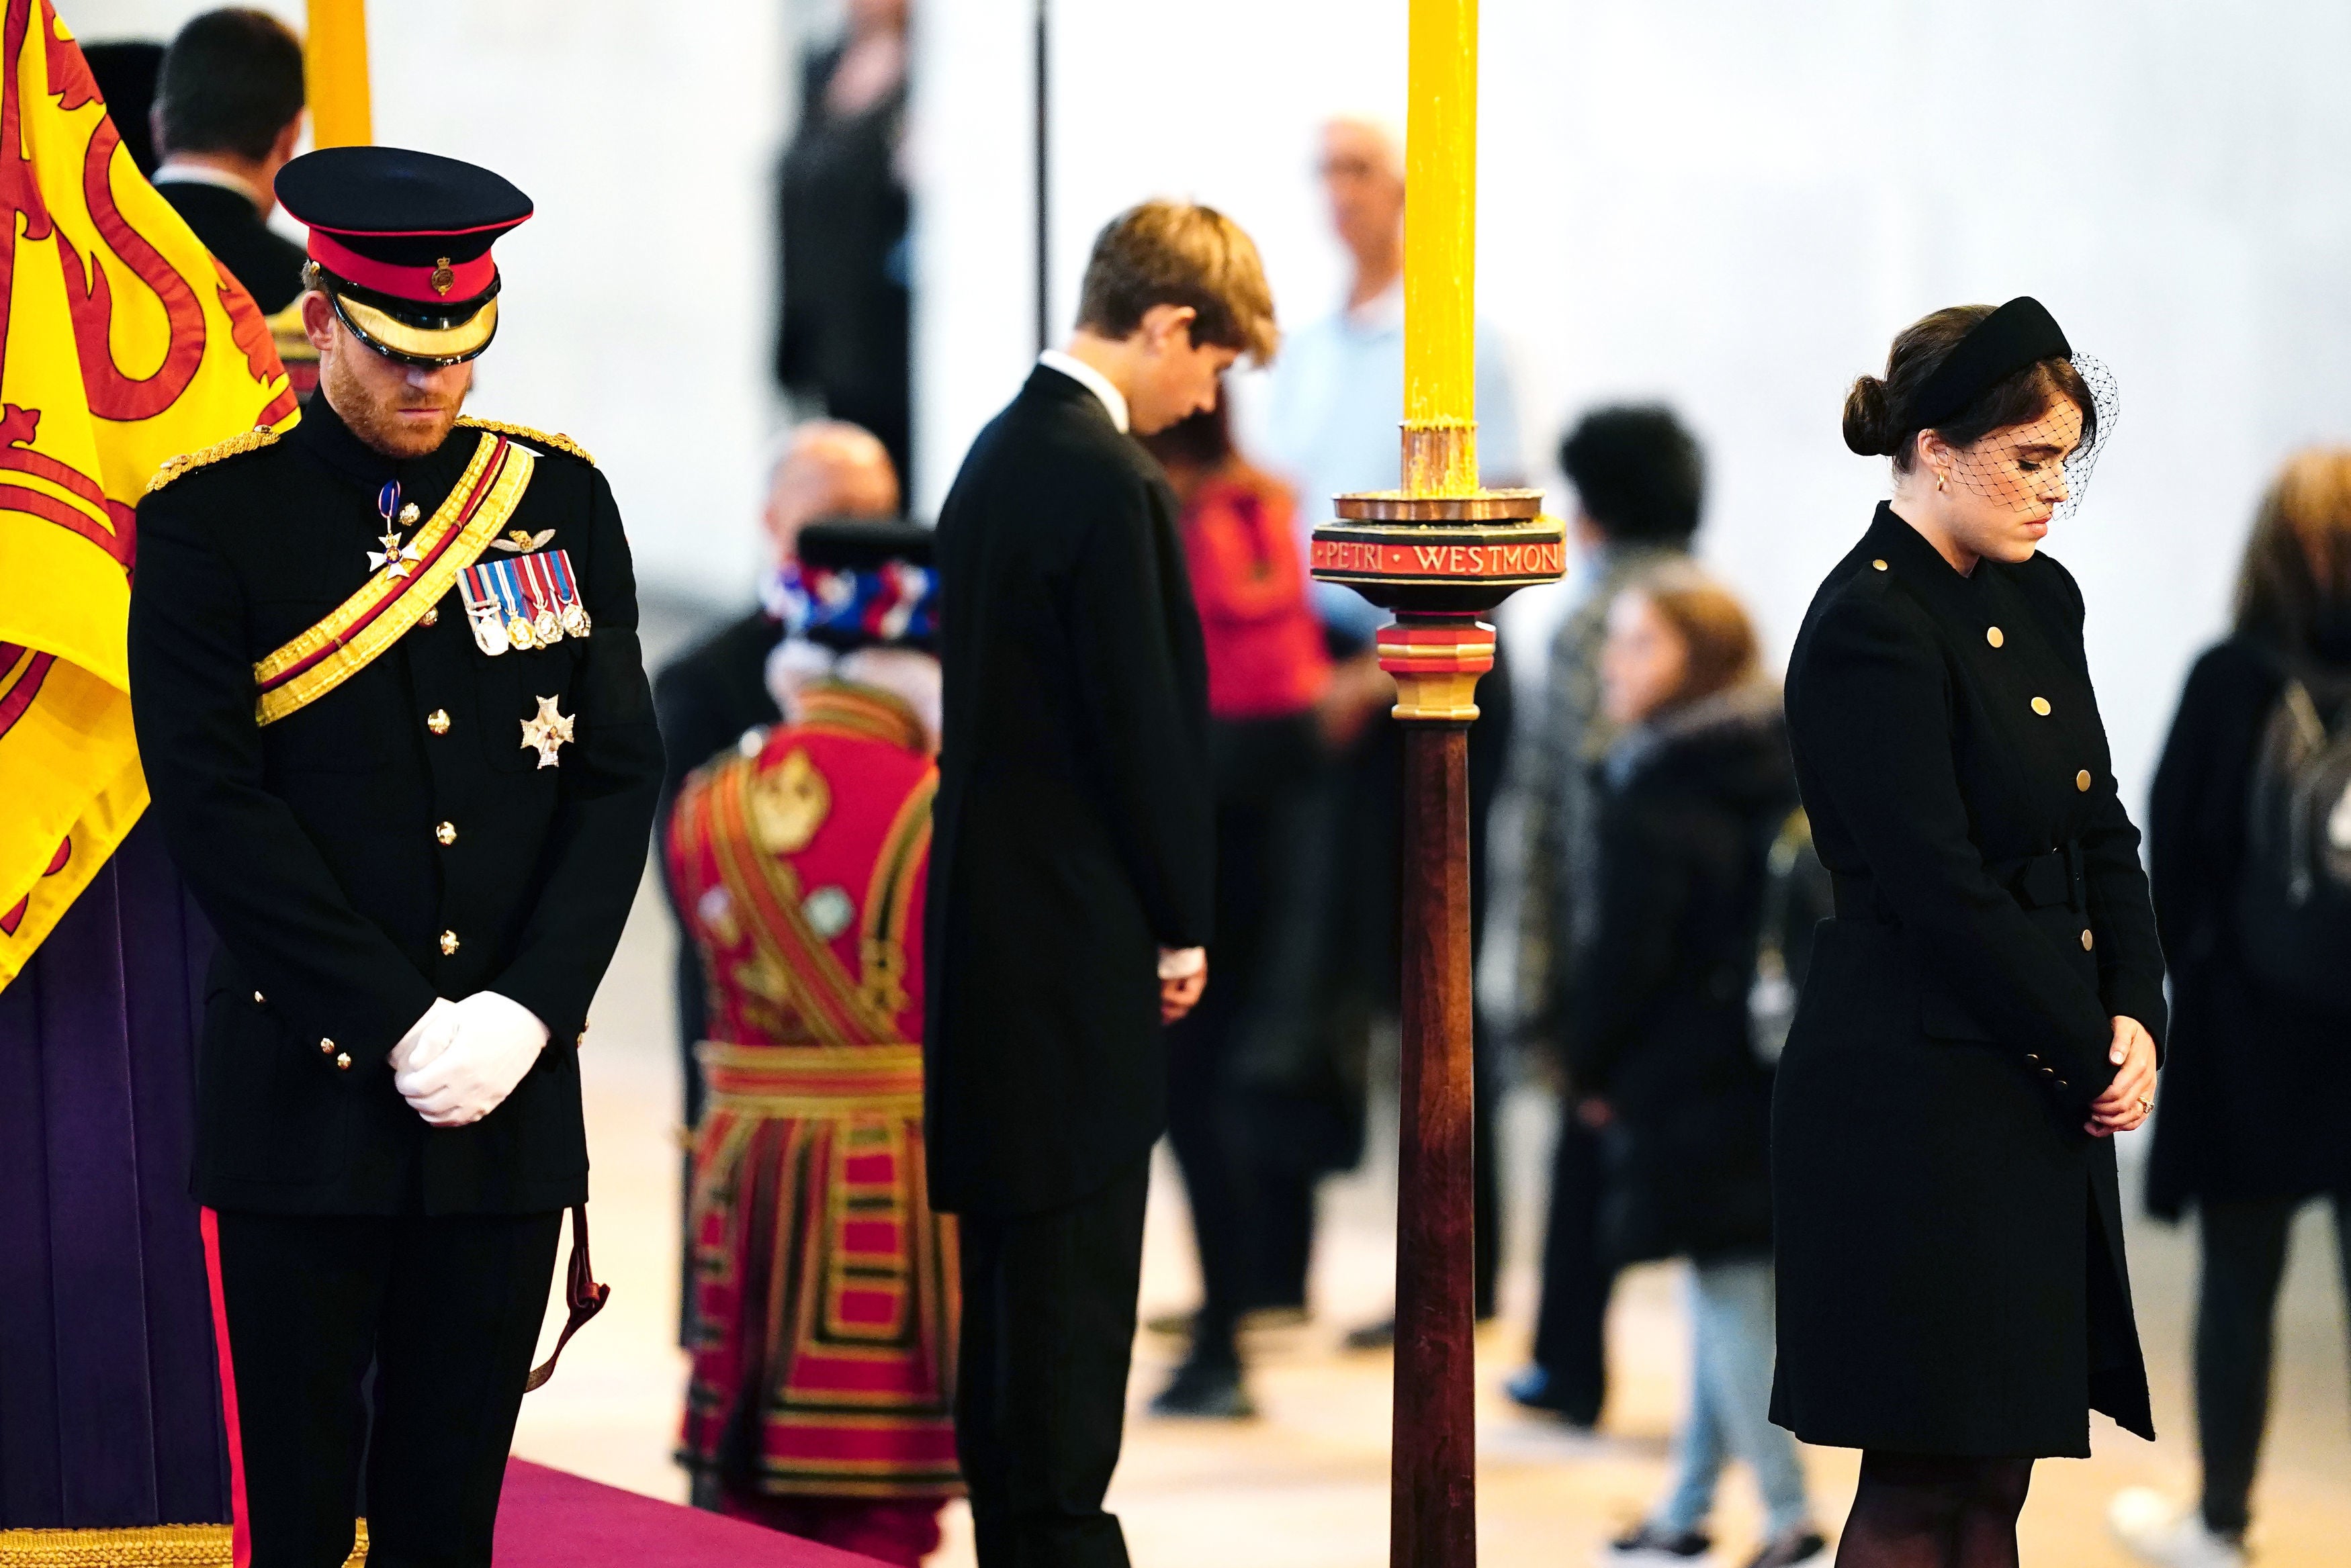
[668,683,959,1500]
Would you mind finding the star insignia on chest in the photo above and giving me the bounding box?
[490,528,557,553]
[367,526,423,579]
[519,694,575,768]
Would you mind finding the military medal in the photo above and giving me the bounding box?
[367,481,423,580]
[518,693,574,767]
[459,559,514,655]
[520,553,564,645]
[546,549,592,637]
[459,547,590,655]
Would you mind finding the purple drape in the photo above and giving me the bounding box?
[0,817,230,1527]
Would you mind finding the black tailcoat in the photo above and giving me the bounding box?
[128,396,663,1215]
[1772,503,2166,1457]
[925,367,1214,1217]
[156,180,307,314]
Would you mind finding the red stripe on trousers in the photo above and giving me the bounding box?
[199,1207,252,1568]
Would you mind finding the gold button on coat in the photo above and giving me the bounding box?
[1871,559,1888,571]
[421,607,439,627]
[439,929,460,955]
[435,821,457,845]
[2031,697,2051,716]
[2076,770,2093,792]
[319,1037,335,1055]
[427,709,451,735]
[2082,929,2095,951]
[253,990,265,1004]
[335,1052,351,1070]
[1986,627,2004,648]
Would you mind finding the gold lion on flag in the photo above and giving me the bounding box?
[0,0,295,984]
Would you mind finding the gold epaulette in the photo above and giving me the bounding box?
[143,425,282,495]
[456,416,594,465]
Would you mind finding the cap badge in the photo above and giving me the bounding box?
[431,257,455,296]
[519,694,575,768]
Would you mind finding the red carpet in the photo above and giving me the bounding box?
[494,1460,889,1566]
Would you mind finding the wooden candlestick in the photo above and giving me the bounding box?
[1310,3,1565,1563]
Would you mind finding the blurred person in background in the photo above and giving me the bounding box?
[1572,569,1827,1568]
[777,0,912,481]
[670,522,958,1565]
[1778,301,2163,1568]
[2109,451,2351,1568]
[1508,405,1705,1426]
[654,421,899,1336]
[1258,112,1525,642]
[83,40,164,177]
[1137,394,1332,1420]
[1257,110,1521,1350]
[148,8,307,313]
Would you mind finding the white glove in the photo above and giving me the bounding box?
[388,997,461,1074]
[1158,946,1206,980]
[394,990,549,1127]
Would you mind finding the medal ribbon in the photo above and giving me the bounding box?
[253,434,537,725]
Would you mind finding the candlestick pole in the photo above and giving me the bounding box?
[1309,3,1564,1563]
[305,0,371,149]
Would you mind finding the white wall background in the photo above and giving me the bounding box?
[74,1,2351,799]
[914,0,2351,806]
[75,0,795,604]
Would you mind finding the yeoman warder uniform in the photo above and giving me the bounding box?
[670,524,959,1563]
[126,148,662,1567]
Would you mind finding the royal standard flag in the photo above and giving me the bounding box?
[0,0,296,986]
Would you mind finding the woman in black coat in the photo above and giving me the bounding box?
[1775,299,2166,1568]
[2108,450,2351,1565]
[1568,569,1828,1568]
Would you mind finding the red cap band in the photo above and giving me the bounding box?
[308,230,497,304]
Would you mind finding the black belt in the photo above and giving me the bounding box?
[1832,840,2084,925]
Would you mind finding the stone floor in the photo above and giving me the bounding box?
[511,861,2350,1567]
[517,610,2348,1566]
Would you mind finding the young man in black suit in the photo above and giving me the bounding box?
[149,9,309,313]
[926,200,1277,1568]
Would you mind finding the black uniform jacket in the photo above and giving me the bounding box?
[156,179,306,314]
[2143,638,2351,1216]
[128,396,663,1216]
[1565,684,1795,1267]
[925,367,1214,1217]
[1771,503,2166,1457]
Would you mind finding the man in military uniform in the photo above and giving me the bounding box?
[127,146,662,1568]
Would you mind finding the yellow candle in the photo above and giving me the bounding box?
[1403,0,1478,495]
[306,0,373,149]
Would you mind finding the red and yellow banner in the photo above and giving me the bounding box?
[0,0,298,986]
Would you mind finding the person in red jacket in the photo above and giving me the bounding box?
[1139,394,1332,1416]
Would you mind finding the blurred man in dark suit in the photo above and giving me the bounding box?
[149,9,307,313]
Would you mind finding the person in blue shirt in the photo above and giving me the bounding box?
[1233,113,1524,1356]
